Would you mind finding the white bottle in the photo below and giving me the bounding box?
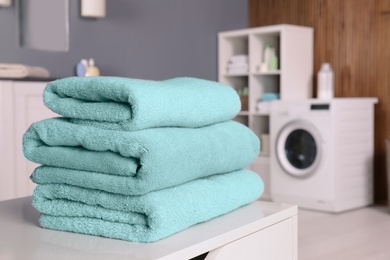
[76,59,88,77]
[261,45,274,72]
[317,63,334,99]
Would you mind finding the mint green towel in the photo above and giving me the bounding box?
[24,118,260,195]
[44,77,240,131]
[32,170,263,243]
[261,93,280,102]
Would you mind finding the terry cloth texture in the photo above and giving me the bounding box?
[24,118,260,195]
[44,76,241,131]
[32,170,264,243]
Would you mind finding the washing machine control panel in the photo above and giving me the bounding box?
[310,104,330,110]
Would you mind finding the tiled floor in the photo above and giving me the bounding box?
[299,206,390,260]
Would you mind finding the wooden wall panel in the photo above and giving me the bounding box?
[370,0,388,206]
[376,0,390,207]
[249,0,390,203]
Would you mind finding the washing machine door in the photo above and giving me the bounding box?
[276,120,322,178]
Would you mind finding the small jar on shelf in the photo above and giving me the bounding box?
[237,87,249,111]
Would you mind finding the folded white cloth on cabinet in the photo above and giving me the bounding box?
[0,63,50,79]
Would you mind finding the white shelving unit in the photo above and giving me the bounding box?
[218,24,313,200]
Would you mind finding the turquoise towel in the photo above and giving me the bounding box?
[24,118,260,195]
[32,170,264,243]
[44,77,240,131]
[260,93,280,102]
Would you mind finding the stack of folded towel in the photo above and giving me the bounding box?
[23,76,264,243]
[227,55,249,74]
[256,92,281,113]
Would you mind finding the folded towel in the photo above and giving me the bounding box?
[227,63,249,70]
[229,55,248,63]
[0,63,50,79]
[228,60,248,66]
[43,77,240,131]
[256,101,271,114]
[24,118,260,195]
[227,68,248,75]
[32,170,264,243]
[261,92,280,102]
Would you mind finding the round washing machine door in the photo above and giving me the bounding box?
[276,120,322,178]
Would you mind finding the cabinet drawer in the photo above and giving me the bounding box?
[205,218,295,260]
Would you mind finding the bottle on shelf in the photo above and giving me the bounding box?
[260,45,278,72]
[85,58,101,77]
[76,59,88,77]
[237,87,249,111]
[268,49,278,71]
[317,63,334,99]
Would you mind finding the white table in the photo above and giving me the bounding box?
[0,197,297,260]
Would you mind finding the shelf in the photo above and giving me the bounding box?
[220,25,313,210]
[238,111,250,116]
[223,73,249,77]
[252,112,270,116]
[252,70,281,76]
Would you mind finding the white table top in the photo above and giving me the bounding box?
[0,197,297,260]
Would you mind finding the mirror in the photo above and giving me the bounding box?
[17,0,69,52]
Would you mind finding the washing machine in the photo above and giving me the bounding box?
[270,98,377,212]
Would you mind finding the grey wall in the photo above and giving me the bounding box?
[0,0,247,80]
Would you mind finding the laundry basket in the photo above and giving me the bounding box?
[387,138,390,208]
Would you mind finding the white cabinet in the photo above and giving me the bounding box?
[0,81,57,201]
[218,25,314,200]
[1,198,298,260]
